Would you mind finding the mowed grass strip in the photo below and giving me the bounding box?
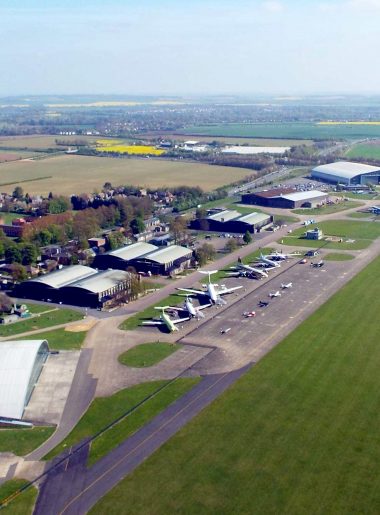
[324,253,355,261]
[0,479,37,515]
[280,219,380,250]
[0,308,83,337]
[15,328,87,350]
[44,378,199,464]
[0,427,55,456]
[292,200,363,215]
[90,255,380,515]
[118,342,180,368]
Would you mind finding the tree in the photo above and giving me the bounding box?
[12,186,24,199]
[21,243,39,265]
[130,217,145,235]
[107,232,125,250]
[194,243,216,266]
[225,239,238,253]
[195,207,207,219]
[11,263,27,282]
[243,231,252,245]
[5,244,22,264]
[0,292,13,313]
[169,216,188,244]
[48,196,71,214]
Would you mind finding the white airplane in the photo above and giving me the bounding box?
[177,270,243,306]
[281,282,293,289]
[141,306,190,332]
[227,262,268,279]
[169,296,211,320]
[369,206,380,214]
[268,251,301,261]
[269,291,281,298]
[311,260,324,268]
[258,253,281,268]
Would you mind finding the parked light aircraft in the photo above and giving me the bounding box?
[268,251,301,261]
[258,300,269,308]
[170,296,211,320]
[142,306,190,332]
[227,262,268,279]
[177,270,242,305]
[243,310,256,318]
[258,253,281,268]
[311,260,324,268]
[269,291,281,298]
[281,282,293,289]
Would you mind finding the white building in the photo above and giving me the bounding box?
[312,161,380,185]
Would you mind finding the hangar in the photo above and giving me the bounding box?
[190,209,273,233]
[0,340,49,419]
[312,161,380,185]
[14,266,134,308]
[241,188,328,209]
[92,242,158,271]
[130,246,193,275]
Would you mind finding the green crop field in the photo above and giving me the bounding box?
[0,480,37,515]
[182,122,380,140]
[280,219,380,250]
[45,378,199,465]
[90,255,380,515]
[0,155,252,195]
[346,141,380,160]
[118,342,180,367]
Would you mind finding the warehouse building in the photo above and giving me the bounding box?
[92,242,158,271]
[0,340,49,419]
[241,188,328,209]
[311,161,380,185]
[14,266,134,308]
[129,245,193,275]
[190,209,273,233]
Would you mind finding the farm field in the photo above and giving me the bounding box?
[0,151,40,163]
[0,135,98,150]
[181,122,380,139]
[96,142,165,156]
[0,155,251,195]
[141,133,314,146]
[346,141,380,160]
[280,219,380,250]
[90,255,380,515]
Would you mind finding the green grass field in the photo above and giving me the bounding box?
[45,378,199,465]
[143,133,314,146]
[0,427,54,456]
[17,328,87,350]
[347,211,376,218]
[0,155,253,195]
[280,220,380,250]
[292,200,363,215]
[0,480,37,515]
[182,122,380,140]
[324,253,355,261]
[0,211,24,224]
[346,141,380,160]
[118,342,180,367]
[0,308,82,337]
[90,254,380,515]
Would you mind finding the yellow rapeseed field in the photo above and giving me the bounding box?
[317,121,380,125]
[96,143,165,156]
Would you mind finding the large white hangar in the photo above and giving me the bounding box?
[312,161,380,185]
[0,340,49,420]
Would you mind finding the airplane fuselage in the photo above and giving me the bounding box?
[185,298,197,317]
[162,312,179,332]
[207,283,218,303]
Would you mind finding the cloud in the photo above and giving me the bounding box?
[347,0,380,9]
[262,1,284,13]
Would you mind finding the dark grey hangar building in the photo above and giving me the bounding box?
[241,188,328,209]
[93,242,193,275]
[311,161,380,185]
[190,209,273,233]
[14,265,133,308]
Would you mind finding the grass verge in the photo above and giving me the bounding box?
[0,427,55,456]
[292,200,363,215]
[118,342,180,368]
[14,328,87,350]
[324,253,355,261]
[44,378,199,464]
[0,308,83,337]
[0,479,37,515]
[90,254,380,515]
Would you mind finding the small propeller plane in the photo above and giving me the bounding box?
[141,306,190,332]
[269,290,281,298]
[258,300,269,308]
[176,270,242,305]
[281,282,293,289]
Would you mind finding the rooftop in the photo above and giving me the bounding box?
[281,190,327,202]
[312,161,380,180]
[143,245,192,264]
[207,210,241,222]
[28,265,97,289]
[109,242,158,261]
[237,212,271,224]
[63,269,131,294]
[248,187,296,198]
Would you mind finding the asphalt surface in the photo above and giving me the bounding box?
[34,365,250,515]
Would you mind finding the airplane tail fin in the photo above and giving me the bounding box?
[199,270,218,283]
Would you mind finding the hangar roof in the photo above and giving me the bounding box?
[109,242,158,262]
[237,212,271,224]
[28,265,97,289]
[312,161,380,180]
[63,269,131,294]
[0,340,49,419]
[280,190,327,202]
[207,210,241,222]
[143,245,192,264]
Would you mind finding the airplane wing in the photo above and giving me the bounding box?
[172,316,191,324]
[198,302,212,310]
[217,285,243,295]
[176,288,208,296]
[141,320,165,326]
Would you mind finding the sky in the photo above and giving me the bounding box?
[1,0,380,96]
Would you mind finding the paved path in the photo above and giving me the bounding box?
[34,365,250,515]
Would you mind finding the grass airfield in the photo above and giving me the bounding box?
[91,253,380,515]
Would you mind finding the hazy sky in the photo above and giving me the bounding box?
[1,0,380,96]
